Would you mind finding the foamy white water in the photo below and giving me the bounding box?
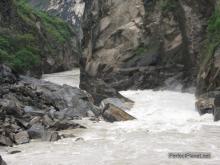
[42,69,80,87]
[1,69,220,165]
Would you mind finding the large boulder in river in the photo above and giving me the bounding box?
[102,103,136,122]
[101,98,134,111]
[195,97,214,115]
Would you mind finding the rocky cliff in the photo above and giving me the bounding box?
[79,0,215,103]
[0,0,80,76]
[14,0,220,117]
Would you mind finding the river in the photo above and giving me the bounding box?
[1,69,220,165]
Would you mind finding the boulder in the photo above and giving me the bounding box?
[0,135,13,147]
[27,123,45,139]
[214,95,220,121]
[0,65,17,84]
[0,99,24,116]
[102,103,136,122]
[214,108,220,122]
[195,98,214,115]
[14,131,30,144]
[101,98,134,111]
[0,156,7,165]
[41,131,61,142]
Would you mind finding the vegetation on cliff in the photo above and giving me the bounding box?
[197,2,220,94]
[0,0,76,74]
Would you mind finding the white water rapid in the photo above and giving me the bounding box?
[1,69,220,165]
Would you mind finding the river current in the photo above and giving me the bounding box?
[1,69,220,165]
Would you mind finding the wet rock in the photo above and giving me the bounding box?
[14,131,30,144]
[0,65,98,146]
[27,123,45,139]
[195,98,214,115]
[0,135,13,147]
[51,120,86,131]
[102,103,136,122]
[0,155,7,165]
[7,150,22,154]
[42,131,61,142]
[60,134,76,139]
[42,115,54,127]
[75,137,84,142]
[214,95,220,121]
[101,98,134,111]
[214,108,220,122]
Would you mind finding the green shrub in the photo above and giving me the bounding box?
[0,0,75,73]
[11,49,40,72]
[135,47,147,55]
[0,49,11,62]
[200,3,220,70]
[0,36,10,50]
[208,6,220,35]
[160,0,176,13]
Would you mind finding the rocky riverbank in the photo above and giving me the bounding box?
[0,65,99,146]
[0,65,135,147]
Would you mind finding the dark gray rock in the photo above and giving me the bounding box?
[0,65,17,84]
[0,65,98,146]
[0,156,7,165]
[24,106,45,116]
[27,123,45,139]
[7,150,22,154]
[0,99,24,116]
[214,95,220,121]
[51,120,86,131]
[75,137,84,142]
[102,103,136,122]
[41,131,61,142]
[214,108,220,122]
[14,131,30,144]
[0,135,13,147]
[42,115,54,127]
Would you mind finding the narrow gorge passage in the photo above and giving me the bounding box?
[1,69,220,165]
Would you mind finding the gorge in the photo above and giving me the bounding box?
[1,0,220,164]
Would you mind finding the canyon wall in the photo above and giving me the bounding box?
[80,0,215,102]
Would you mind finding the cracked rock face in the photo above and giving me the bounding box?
[28,0,216,104]
[80,0,214,102]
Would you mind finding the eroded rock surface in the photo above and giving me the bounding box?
[80,0,215,103]
[102,103,136,123]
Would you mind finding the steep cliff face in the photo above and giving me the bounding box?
[80,0,214,102]
[0,0,80,76]
[27,0,217,103]
[197,1,220,96]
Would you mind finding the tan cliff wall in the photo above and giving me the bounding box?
[80,0,215,103]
